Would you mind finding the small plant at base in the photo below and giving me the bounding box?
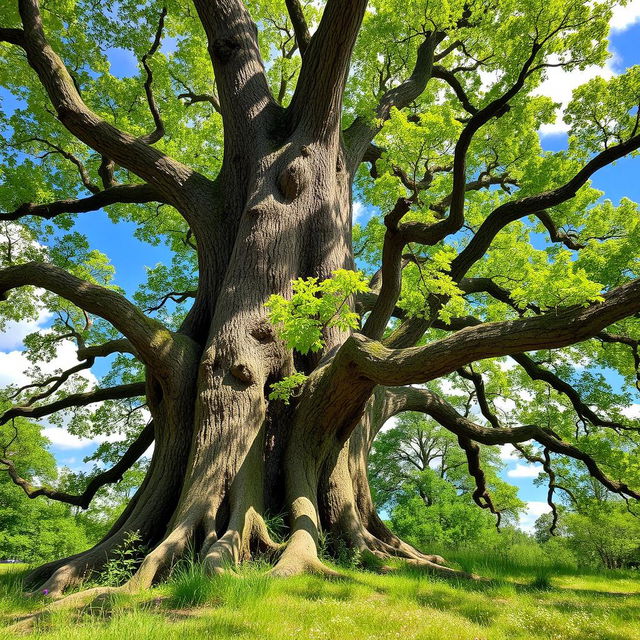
[94,530,147,587]
[318,531,361,569]
[263,511,287,543]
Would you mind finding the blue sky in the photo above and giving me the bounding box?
[1,4,640,532]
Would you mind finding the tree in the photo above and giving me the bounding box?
[0,0,639,602]
[0,416,92,563]
[369,412,524,548]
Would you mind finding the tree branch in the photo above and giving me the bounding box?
[345,31,442,166]
[450,133,640,281]
[0,262,182,372]
[340,277,640,386]
[1,420,153,509]
[284,0,310,56]
[0,382,146,425]
[0,184,165,222]
[9,0,209,212]
[76,338,137,360]
[287,0,368,139]
[378,386,639,501]
[511,353,639,433]
[139,6,167,145]
[192,0,277,146]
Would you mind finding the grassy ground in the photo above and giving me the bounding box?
[1,556,639,640]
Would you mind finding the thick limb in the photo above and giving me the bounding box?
[4,0,211,215]
[1,420,153,509]
[0,262,196,376]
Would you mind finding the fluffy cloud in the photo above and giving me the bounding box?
[535,3,640,135]
[621,404,640,419]
[499,444,519,462]
[507,463,543,478]
[1,311,104,452]
[41,425,126,450]
[519,501,552,532]
[610,0,640,31]
[0,339,98,389]
[352,200,366,223]
[0,308,53,352]
[536,60,617,135]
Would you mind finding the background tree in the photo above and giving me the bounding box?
[0,0,639,606]
[0,415,92,563]
[369,411,524,548]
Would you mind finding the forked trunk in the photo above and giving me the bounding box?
[27,132,437,595]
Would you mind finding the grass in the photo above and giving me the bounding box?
[1,556,639,640]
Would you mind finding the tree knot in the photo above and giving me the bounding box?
[277,159,309,202]
[230,363,254,385]
[211,38,241,63]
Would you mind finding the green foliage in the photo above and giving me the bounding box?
[0,416,93,564]
[94,530,147,587]
[268,372,308,404]
[266,269,370,355]
[370,412,524,549]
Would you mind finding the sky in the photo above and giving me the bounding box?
[1,2,640,534]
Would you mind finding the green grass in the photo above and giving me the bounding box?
[1,558,639,639]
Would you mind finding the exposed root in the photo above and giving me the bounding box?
[126,522,193,591]
[6,586,121,634]
[270,529,340,578]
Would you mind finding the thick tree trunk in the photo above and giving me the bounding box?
[26,136,410,595]
[26,126,450,597]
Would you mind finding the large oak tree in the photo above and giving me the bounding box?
[1,0,640,602]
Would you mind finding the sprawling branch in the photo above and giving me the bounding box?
[76,338,137,360]
[287,0,368,139]
[450,133,640,280]
[14,136,100,194]
[431,65,477,115]
[1,420,153,509]
[511,353,639,433]
[341,277,640,386]
[0,262,182,372]
[0,382,145,424]
[345,31,442,166]
[6,0,209,213]
[139,7,167,145]
[145,290,197,313]
[11,360,95,407]
[379,386,639,500]
[0,184,165,222]
[457,434,501,528]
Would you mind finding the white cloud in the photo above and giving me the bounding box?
[41,427,96,450]
[499,444,519,462]
[507,463,543,478]
[610,0,640,31]
[352,200,366,223]
[536,60,617,135]
[494,396,516,413]
[380,415,399,433]
[534,2,640,135]
[438,378,468,397]
[621,404,640,419]
[519,500,552,533]
[0,339,98,389]
[0,307,53,351]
